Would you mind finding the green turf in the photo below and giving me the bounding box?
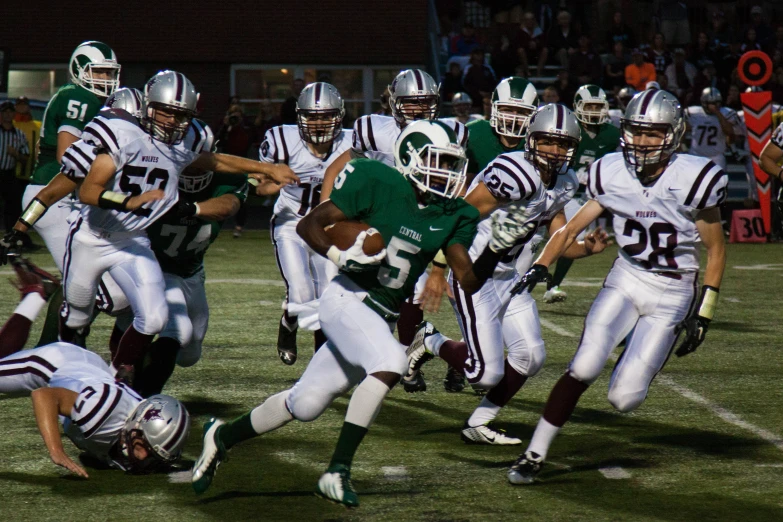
[1,232,782,521]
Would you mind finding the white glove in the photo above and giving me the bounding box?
[326,231,387,271]
[489,202,536,253]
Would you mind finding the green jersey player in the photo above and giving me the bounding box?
[544,85,620,303]
[191,120,537,506]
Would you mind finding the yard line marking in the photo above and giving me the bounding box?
[598,466,631,479]
[258,300,277,306]
[381,466,410,481]
[754,463,783,468]
[206,279,285,286]
[732,264,783,271]
[539,318,783,453]
[168,471,193,483]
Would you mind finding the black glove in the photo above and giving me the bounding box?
[177,201,198,218]
[674,315,710,357]
[0,230,25,266]
[510,264,551,295]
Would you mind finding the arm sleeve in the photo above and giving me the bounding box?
[351,116,371,155]
[586,158,605,200]
[328,161,376,220]
[69,383,122,439]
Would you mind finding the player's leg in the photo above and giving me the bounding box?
[20,187,72,273]
[271,216,316,365]
[177,269,209,368]
[510,269,641,484]
[310,246,338,352]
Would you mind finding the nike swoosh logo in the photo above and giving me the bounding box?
[668,187,681,191]
[430,226,443,231]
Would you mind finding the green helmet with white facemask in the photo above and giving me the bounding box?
[490,77,539,138]
[69,41,121,98]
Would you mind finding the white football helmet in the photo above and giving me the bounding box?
[296,82,345,145]
[490,77,539,138]
[121,394,190,473]
[69,41,121,98]
[388,69,440,128]
[141,71,199,145]
[104,87,143,119]
[573,84,610,125]
[525,104,581,177]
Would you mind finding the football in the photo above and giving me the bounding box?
[325,221,385,255]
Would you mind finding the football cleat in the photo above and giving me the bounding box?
[192,418,227,495]
[316,464,359,508]
[114,364,136,388]
[443,366,466,393]
[461,422,522,445]
[8,254,60,300]
[508,450,544,485]
[542,286,567,303]
[277,318,298,366]
[405,322,436,374]
[402,369,427,392]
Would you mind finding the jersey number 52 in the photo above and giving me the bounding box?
[120,165,169,217]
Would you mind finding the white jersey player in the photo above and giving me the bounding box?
[406,104,610,445]
[0,259,189,477]
[442,92,485,127]
[685,87,742,169]
[508,89,727,484]
[608,86,636,129]
[259,82,353,366]
[59,70,299,386]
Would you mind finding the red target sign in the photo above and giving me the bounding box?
[738,51,773,86]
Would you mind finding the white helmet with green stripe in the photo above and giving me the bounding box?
[69,41,121,98]
[394,120,467,200]
[573,84,609,125]
[490,77,539,138]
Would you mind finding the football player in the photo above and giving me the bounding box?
[191,120,537,506]
[412,76,540,393]
[58,70,298,388]
[507,89,727,484]
[0,256,189,477]
[543,85,620,304]
[759,119,783,181]
[319,69,469,391]
[441,92,484,126]
[685,87,743,169]
[257,82,352,366]
[406,105,610,445]
[608,86,636,128]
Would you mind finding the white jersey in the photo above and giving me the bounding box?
[260,124,353,219]
[62,109,211,233]
[466,151,578,273]
[586,152,727,273]
[608,109,623,129]
[685,106,742,162]
[351,114,469,167]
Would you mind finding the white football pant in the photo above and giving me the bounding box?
[159,268,209,367]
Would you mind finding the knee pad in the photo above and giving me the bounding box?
[506,341,547,378]
[286,388,333,422]
[473,368,503,390]
[568,342,607,385]
[368,348,408,376]
[133,302,169,335]
[176,340,202,368]
[607,387,645,413]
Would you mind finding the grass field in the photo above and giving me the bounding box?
[1,231,782,521]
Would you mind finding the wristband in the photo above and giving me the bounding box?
[472,246,503,282]
[697,285,719,320]
[433,249,448,269]
[326,245,342,266]
[98,190,131,211]
[19,198,49,228]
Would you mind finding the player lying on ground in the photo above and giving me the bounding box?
[191,120,537,506]
[506,89,727,485]
[0,256,189,477]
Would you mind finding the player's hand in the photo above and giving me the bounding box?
[262,164,300,186]
[674,314,710,357]
[489,201,535,253]
[177,200,199,218]
[332,231,387,271]
[419,266,451,313]
[583,226,613,255]
[0,229,25,265]
[126,190,165,211]
[50,450,89,478]
[510,264,551,295]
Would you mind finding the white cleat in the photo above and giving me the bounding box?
[316,464,359,507]
[542,286,568,303]
[192,418,227,494]
[461,422,522,445]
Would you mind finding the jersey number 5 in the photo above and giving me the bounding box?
[120,166,169,217]
[378,237,421,289]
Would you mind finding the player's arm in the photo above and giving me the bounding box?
[675,206,725,357]
[464,181,500,217]
[759,138,783,179]
[56,131,80,163]
[255,179,283,196]
[320,149,355,202]
[31,387,89,478]
[191,153,299,186]
[548,210,613,259]
[180,193,241,221]
[79,154,164,212]
[12,174,78,234]
[715,109,735,142]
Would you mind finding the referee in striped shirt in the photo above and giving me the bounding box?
[0,101,30,232]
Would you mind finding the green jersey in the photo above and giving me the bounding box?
[147,173,249,278]
[330,159,479,317]
[466,119,525,175]
[32,84,103,185]
[573,123,620,184]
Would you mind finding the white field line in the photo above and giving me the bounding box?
[381,466,410,481]
[206,279,285,286]
[538,319,783,453]
[598,466,632,479]
[168,471,193,483]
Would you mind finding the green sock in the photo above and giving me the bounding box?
[218,412,260,449]
[550,257,574,289]
[328,422,368,470]
[36,286,63,347]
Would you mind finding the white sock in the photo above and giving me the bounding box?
[281,313,297,332]
[527,417,560,460]
[15,293,46,322]
[250,390,294,434]
[426,332,449,356]
[467,397,501,427]
[345,376,391,428]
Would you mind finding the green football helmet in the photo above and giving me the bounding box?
[394,120,467,199]
[69,41,121,98]
[573,84,609,125]
[490,77,539,138]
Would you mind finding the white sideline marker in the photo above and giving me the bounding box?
[598,466,631,479]
[381,466,409,481]
[538,320,783,453]
[168,471,193,484]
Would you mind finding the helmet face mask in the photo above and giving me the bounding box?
[621,122,675,177]
[450,92,473,118]
[700,87,722,111]
[490,77,539,138]
[393,95,439,126]
[120,394,190,474]
[69,41,121,98]
[142,71,199,145]
[389,69,440,128]
[179,170,214,193]
[296,82,345,145]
